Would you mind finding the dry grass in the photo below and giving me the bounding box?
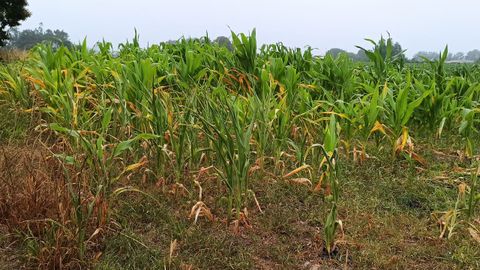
[0,140,104,269]
[0,49,28,63]
[94,138,479,269]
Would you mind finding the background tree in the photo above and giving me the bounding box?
[451,52,465,61]
[325,48,347,58]
[0,0,30,46]
[412,51,440,62]
[214,36,232,50]
[7,24,73,49]
[466,49,480,62]
[324,48,369,62]
[352,49,369,62]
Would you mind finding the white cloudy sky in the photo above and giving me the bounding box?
[18,0,479,56]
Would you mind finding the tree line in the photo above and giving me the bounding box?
[327,41,480,63]
[1,1,479,63]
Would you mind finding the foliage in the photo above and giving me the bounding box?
[7,24,73,49]
[0,30,480,267]
[0,0,30,46]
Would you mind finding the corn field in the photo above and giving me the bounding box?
[1,31,479,268]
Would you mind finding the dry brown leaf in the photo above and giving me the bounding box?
[169,239,178,262]
[313,173,325,192]
[189,201,214,224]
[410,152,428,167]
[468,228,480,244]
[289,177,312,186]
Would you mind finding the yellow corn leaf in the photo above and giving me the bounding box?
[74,83,85,89]
[321,111,348,119]
[279,83,285,96]
[382,81,388,98]
[23,108,35,113]
[395,127,409,154]
[124,157,148,172]
[298,83,316,89]
[283,164,311,178]
[167,110,173,127]
[28,77,46,88]
[111,70,120,79]
[370,121,386,136]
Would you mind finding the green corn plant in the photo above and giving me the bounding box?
[166,93,194,183]
[231,29,257,75]
[0,65,32,108]
[385,72,431,136]
[466,164,480,219]
[308,115,341,255]
[5,30,480,266]
[323,115,340,255]
[361,82,387,134]
[272,97,292,173]
[310,53,357,101]
[414,78,456,134]
[423,46,449,92]
[175,49,207,84]
[249,81,275,170]
[381,73,431,160]
[148,83,169,178]
[333,99,361,158]
[459,107,480,158]
[49,111,158,259]
[282,65,303,111]
[356,35,405,84]
[289,130,309,168]
[197,93,256,221]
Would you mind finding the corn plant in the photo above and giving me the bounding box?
[324,116,340,255]
[466,164,480,219]
[49,118,158,258]
[231,29,257,75]
[0,65,32,108]
[197,93,256,221]
[356,35,404,84]
[459,107,480,158]
[309,115,341,255]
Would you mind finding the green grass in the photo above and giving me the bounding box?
[92,140,479,269]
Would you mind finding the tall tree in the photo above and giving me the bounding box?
[0,0,30,46]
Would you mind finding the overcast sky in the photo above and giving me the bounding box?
[18,0,479,57]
